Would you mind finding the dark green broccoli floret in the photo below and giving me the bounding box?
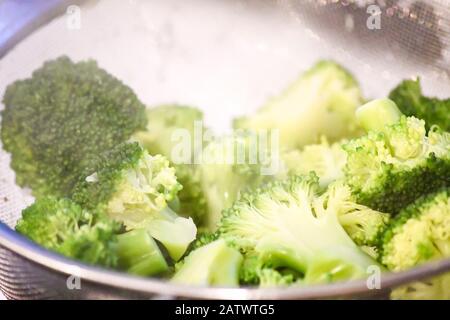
[1,56,147,198]
[16,197,121,267]
[218,173,379,286]
[389,79,450,131]
[378,189,450,299]
[344,99,450,214]
[132,105,208,227]
[72,142,196,261]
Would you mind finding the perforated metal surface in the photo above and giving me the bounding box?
[0,0,449,299]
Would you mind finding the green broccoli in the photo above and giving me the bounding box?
[379,189,450,299]
[197,134,272,230]
[116,228,168,276]
[72,142,196,261]
[218,173,379,285]
[233,61,364,150]
[172,239,242,286]
[389,79,450,131]
[15,197,120,267]
[279,137,348,188]
[132,105,208,226]
[16,197,169,276]
[1,56,147,198]
[322,181,390,247]
[344,99,450,214]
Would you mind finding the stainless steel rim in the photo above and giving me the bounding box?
[1,222,449,299]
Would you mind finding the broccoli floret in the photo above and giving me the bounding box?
[233,61,364,150]
[1,56,147,197]
[379,189,450,299]
[389,79,450,131]
[279,137,347,188]
[132,105,208,227]
[322,181,390,247]
[172,239,242,286]
[72,142,196,261]
[344,99,450,214]
[16,197,120,267]
[218,173,379,285]
[197,134,272,230]
[116,228,168,276]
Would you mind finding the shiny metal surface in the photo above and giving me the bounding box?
[0,0,449,299]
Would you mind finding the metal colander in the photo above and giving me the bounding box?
[0,0,449,299]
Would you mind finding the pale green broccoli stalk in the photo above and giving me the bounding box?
[116,229,168,276]
[321,181,390,247]
[218,173,379,285]
[389,78,450,131]
[172,239,242,287]
[72,142,196,261]
[132,105,208,227]
[379,189,450,299]
[1,56,147,198]
[16,197,121,268]
[344,99,450,214]
[197,134,273,230]
[279,137,347,188]
[233,60,364,150]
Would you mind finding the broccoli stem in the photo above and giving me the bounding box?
[356,99,402,133]
[116,229,168,276]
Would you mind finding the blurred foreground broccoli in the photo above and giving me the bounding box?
[1,56,147,198]
[234,61,364,150]
[344,99,450,214]
[72,142,196,261]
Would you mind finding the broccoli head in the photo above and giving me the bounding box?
[72,142,196,261]
[16,197,121,267]
[218,173,379,285]
[389,78,450,131]
[172,239,242,286]
[344,99,450,214]
[233,60,364,150]
[0,56,147,198]
[379,189,450,299]
[132,105,208,227]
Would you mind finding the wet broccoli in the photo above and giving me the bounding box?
[16,197,121,267]
[72,142,196,261]
[218,173,379,285]
[1,56,147,198]
[132,105,208,226]
[344,99,450,214]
